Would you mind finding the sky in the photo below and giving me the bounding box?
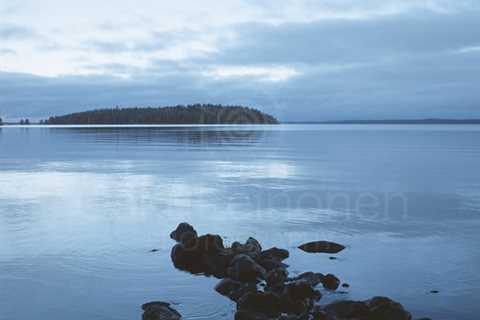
[1,0,480,121]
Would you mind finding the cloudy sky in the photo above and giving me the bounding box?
[1,0,480,121]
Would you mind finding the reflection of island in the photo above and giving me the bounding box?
[49,126,266,146]
[46,105,278,125]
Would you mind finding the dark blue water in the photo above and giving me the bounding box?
[1,125,479,319]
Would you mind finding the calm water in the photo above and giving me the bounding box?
[1,124,480,320]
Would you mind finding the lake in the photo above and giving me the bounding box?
[1,124,479,320]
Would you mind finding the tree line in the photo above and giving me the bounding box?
[46,104,279,125]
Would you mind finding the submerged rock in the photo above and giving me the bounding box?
[289,272,324,287]
[170,223,197,245]
[237,291,283,318]
[215,278,256,302]
[323,297,412,320]
[298,241,345,254]
[142,301,181,320]
[322,274,340,290]
[228,254,267,282]
[366,296,412,320]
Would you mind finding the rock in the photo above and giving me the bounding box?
[142,301,181,320]
[234,310,272,320]
[265,268,288,288]
[429,290,439,294]
[170,244,202,273]
[260,247,290,261]
[289,272,324,287]
[237,291,283,318]
[284,280,321,301]
[232,237,262,259]
[341,283,350,288]
[170,223,197,245]
[215,278,256,302]
[366,296,412,320]
[298,241,345,254]
[258,258,289,272]
[229,254,267,282]
[150,249,159,252]
[322,274,340,290]
[195,234,225,255]
[324,300,370,319]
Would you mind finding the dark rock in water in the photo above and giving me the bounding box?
[142,301,181,320]
[284,280,321,302]
[170,223,197,245]
[322,274,340,290]
[289,272,324,287]
[366,296,412,320]
[150,249,159,253]
[170,244,202,273]
[324,300,370,319]
[215,278,256,302]
[261,247,290,262]
[228,254,267,282]
[232,237,262,260]
[298,241,345,254]
[341,283,350,288]
[237,291,283,318]
[234,310,272,320]
[328,257,337,260]
[258,258,289,272]
[265,268,288,288]
[429,290,439,294]
[195,234,225,255]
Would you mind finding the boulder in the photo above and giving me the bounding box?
[323,300,370,319]
[289,272,324,287]
[298,241,345,254]
[232,237,262,259]
[195,234,225,255]
[366,296,412,320]
[260,247,290,262]
[142,301,181,320]
[215,278,256,302]
[237,291,283,318]
[265,268,288,288]
[322,274,340,290]
[170,223,197,245]
[284,280,321,302]
[228,254,267,282]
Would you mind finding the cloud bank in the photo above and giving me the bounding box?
[0,0,479,120]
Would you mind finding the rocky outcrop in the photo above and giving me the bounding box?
[142,301,181,320]
[298,241,345,254]
[145,222,415,320]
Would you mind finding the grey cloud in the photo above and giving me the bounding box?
[0,23,35,40]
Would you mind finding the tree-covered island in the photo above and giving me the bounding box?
[46,104,279,125]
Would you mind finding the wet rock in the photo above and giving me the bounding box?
[170,223,197,245]
[234,310,272,320]
[341,283,350,288]
[261,247,290,262]
[322,274,340,290]
[237,291,283,318]
[215,278,257,302]
[195,234,225,255]
[284,280,321,302]
[142,301,181,320]
[258,258,289,272]
[323,300,370,319]
[298,241,345,254]
[289,272,324,287]
[366,296,412,320]
[429,290,439,294]
[232,237,262,259]
[265,268,289,288]
[170,243,202,273]
[228,254,267,282]
[150,249,159,253]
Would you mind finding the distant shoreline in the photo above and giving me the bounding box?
[284,119,480,124]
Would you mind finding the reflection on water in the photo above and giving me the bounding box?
[1,125,480,320]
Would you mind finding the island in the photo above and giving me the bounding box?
[46,104,279,125]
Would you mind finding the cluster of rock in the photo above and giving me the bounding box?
[143,223,412,320]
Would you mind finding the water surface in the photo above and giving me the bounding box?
[1,124,480,319]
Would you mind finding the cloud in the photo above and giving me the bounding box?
[1,1,480,120]
[0,23,34,40]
